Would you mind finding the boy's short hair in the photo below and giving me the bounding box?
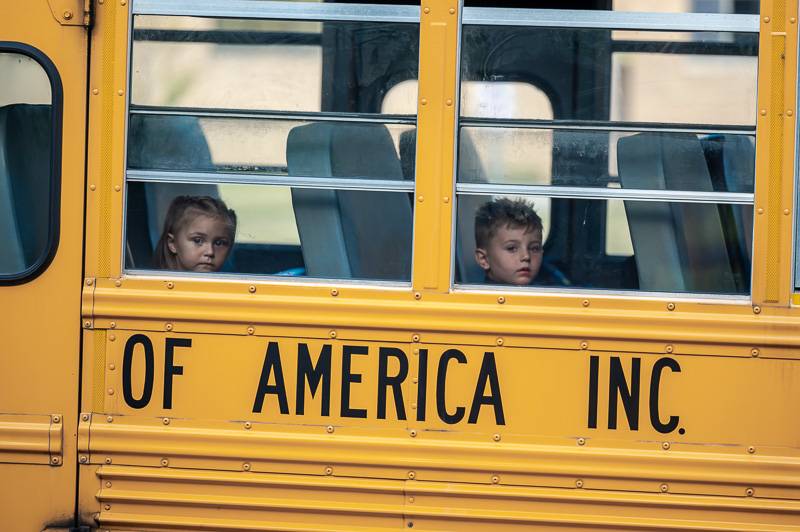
[475,198,543,248]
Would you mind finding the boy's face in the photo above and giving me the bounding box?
[167,214,233,272]
[475,224,543,285]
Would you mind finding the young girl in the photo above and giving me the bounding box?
[154,195,237,272]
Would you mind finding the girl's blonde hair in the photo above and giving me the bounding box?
[153,195,237,270]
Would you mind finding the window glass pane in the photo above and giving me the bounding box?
[128,114,416,180]
[461,26,757,125]
[132,16,420,114]
[458,128,755,193]
[0,52,54,277]
[455,194,751,294]
[125,182,413,280]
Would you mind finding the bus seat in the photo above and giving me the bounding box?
[0,104,51,273]
[286,122,412,280]
[617,133,737,293]
[126,114,218,268]
[455,130,489,284]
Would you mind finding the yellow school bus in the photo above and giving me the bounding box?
[2,0,800,530]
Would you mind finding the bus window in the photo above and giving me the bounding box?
[0,49,58,281]
[455,5,756,295]
[124,7,419,282]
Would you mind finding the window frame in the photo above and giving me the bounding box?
[0,41,63,286]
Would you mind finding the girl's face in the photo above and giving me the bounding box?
[167,214,233,272]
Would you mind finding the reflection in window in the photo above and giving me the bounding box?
[0,52,55,277]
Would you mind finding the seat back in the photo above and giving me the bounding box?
[0,104,52,273]
[287,122,412,280]
[454,130,489,284]
[617,133,737,293]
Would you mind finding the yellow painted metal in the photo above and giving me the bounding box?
[46,0,91,26]
[0,0,87,529]
[412,0,460,292]
[753,0,799,306]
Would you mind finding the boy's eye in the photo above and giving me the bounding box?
[505,245,517,252]
[530,244,543,253]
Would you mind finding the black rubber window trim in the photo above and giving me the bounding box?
[0,42,63,285]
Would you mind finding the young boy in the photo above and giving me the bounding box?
[474,198,543,286]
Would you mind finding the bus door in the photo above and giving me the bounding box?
[0,1,88,529]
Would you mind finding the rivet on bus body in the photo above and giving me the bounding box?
[414,292,421,300]
[576,479,584,488]
[105,457,112,464]
[98,0,103,4]
[760,109,767,116]
[751,348,760,358]
[446,99,453,106]
[114,279,121,287]
[660,483,669,493]
[85,279,93,286]
[496,337,504,346]
[91,88,99,95]
[63,10,73,19]
[329,330,337,339]
[411,403,417,409]
[417,195,424,202]
[491,475,500,484]
[330,288,339,296]
[410,429,417,437]
[493,433,501,442]
[423,7,430,14]
[165,323,173,331]
[757,208,764,214]
[162,417,170,425]
[665,345,673,354]
[753,306,761,314]
[82,414,90,422]
[79,455,88,464]
[449,7,455,14]
[243,462,251,471]
[787,110,794,117]
[84,321,92,329]
[408,471,416,480]
[763,16,770,23]
[792,17,797,23]
[110,321,116,329]
[166,281,174,289]
[51,456,60,465]
[746,487,755,497]
[420,99,428,106]
[107,416,113,423]
[412,378,418,384]
[443,196,450,203]
[577,437,586,446]
[107,388,114,395]
[413,348,419,355]
[325,466,333,475]
[117,89,123,96]
[109,334,115,342]
[580,341,588,350]
[412,334,420,342]
[784,209,791,215]
[105,481,112,488]
[407,522,414,528]
[114,185,120,192]
[667,302,676,311]
[582,299,590,307]
[662,442,670,450]
[748,446,756,454]
[103,504,111,511]
[248,285,256,293]
[160,458,169,467]
[408,496,415,503]
[497,296,506,304]
[326,425,334,433]
[247,326,254,335]
[244,422,252,429]
[108,363,115,371]
[120,0,127,6]
[89,184,96,191]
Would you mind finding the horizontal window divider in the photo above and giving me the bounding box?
[611,39,757,56]
[133,28,323,46]
[133,0,420,24]
[129,106,417,125]
[462,7,758,33]
[456,183,753,205]
[127,170,415,193]
[458,117,755,135]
